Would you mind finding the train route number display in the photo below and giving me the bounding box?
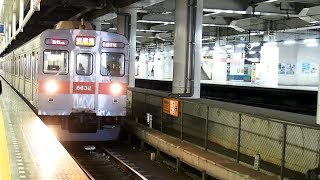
[73,82,95,94]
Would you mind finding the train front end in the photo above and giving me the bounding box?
[38,22,128,141]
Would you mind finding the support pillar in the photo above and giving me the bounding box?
[30,0,34,10]
[5,14,8,46]
[317,76,320,124]
[172,0,202,98]
[317,63,320,124]
[117,9,137,88]
[8,24,11,41]
[12,13,16,38]
[19,0,24,31]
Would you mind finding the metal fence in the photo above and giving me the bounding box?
[128,90,320,179]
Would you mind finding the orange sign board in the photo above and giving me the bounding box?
[163,98,179,117]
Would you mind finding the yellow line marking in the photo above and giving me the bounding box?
[0,106,11,180]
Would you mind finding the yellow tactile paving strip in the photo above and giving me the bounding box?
[0,106,11,180]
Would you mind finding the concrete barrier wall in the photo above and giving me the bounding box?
[129,90,320,175]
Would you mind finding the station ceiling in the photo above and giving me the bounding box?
[1,0,320,54]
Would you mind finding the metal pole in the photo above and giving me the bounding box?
[131,92,134,119]
[140,140,145,151]
[176,158,181,172]
[202,171,207,180]
[160,100,163,132]
[237,114,242,163]
[180,102,183,140]
[280,124,287,179]
[156,148,161,161]
[205,106,209,150]
[143,95,147,125]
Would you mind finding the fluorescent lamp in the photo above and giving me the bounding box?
[237,43,246,48]
[264,42,277,46]
[247,58,260,62]
[202,46,209,51]
[304,39,317,44]
[306,43,318,47]
[249,51,256,55]
[227,49,233,53]
[283,40,296,45]
[251,42,260,47]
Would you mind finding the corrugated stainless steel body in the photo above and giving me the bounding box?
[38,29,128,116]
[0,27,129,140]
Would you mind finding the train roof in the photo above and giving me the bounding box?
[53,21,94,30]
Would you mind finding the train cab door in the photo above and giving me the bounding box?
[72,53,96,112]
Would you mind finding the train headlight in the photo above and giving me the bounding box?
[110,82,122,95]
[45,81,58,93]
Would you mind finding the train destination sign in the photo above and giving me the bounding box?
[102,41,125,48]
[75,36,95,47]
[163,98,179,117]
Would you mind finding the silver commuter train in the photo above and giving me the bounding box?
[0,21,129,141]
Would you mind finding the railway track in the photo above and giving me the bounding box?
[63,142,150,180]
[63,141,192,180]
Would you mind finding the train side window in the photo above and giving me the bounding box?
[43,50,68,74]
[101,53,125,76]
[76,53,93,76]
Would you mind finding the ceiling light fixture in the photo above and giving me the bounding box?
[303,39,317,44]
[236,44,246,48]
[283,40,296,45]
[264,42,277,46]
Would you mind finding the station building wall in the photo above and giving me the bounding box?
[278,45,319,86]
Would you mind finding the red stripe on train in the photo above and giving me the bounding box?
[39,80,70,94]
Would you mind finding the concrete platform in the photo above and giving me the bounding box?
[0,78,88,179]
[123,119,277,180]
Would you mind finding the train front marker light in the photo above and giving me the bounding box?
[110,83,122,95]
[45,81,58,93]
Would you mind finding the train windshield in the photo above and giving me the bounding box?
[43,50,68,74]
[76,53,93,76]
[101,53,124,76]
